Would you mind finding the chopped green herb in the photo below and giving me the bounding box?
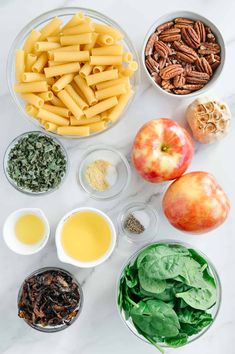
[7,133,67,193]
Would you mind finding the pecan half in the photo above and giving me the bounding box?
[186,71,210,84]
[182,84,204,91]
[174,89,192,95]
[173,74,185,88]
[176,51,197,63]
[154,40,172,58]
[146,57,159,73]
[181,27,200,48]
[174,18,194,25]
[198,42,221,55]
[159,57,167,69]
[161,80,174,90]
[160,64,184,80]
[156,21,174,33]
[195,57,213,76]
[194,21,206,42]
[145,33,158,56]
[173,40,184,50]
[159,28,181,42]
[174,41,198,58]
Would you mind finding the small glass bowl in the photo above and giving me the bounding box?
[3,131,68,195]
[118,202,159,244]
[142,11,225,98]
[78,145,131,200]
[7,7,140,139]
[117,240,222,350]
[17,267,84,333]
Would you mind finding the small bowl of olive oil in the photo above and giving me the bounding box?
[3,208,50,255]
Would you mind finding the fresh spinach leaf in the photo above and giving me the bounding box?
[164,333,188,347]
[138,267,166,294]
[131,299,180,337]
[176,287,216,310]
[178,308,213,335]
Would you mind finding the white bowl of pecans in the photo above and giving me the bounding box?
[142,11,225,97]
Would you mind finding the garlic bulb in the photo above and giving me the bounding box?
[186,97,231,144]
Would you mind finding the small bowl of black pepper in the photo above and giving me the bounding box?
[118,202,159,244]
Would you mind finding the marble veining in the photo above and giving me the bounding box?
[0,0,234,353]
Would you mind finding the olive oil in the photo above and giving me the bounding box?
[61,211,112,262]
[15,214,45,245]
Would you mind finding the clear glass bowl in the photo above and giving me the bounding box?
[118,202,159,244]
[3,131,68,195]
[17,267,84,333]
[116,240,222,350]
[7,7,140,139]
[78,145,131,200]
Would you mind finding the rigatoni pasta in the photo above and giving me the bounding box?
[20,93,44,108]
[23,29,41,54]
[25,54,37,72]
[14,81,48,93]
[32,53,48,73]
[36,107,69,126]
[22,73,45,82]
[57,126,90,136]
[15,49,25,82]
[85,69,118,86]
[52,73,74,92]
[42,103,71,118]
[64,84,88,110]
[57,89,84,119]
[14,11,137,136]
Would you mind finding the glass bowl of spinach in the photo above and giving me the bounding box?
[4,131,68,195]
[117,241,221,353]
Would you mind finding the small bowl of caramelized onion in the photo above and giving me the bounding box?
[18,267,83,332]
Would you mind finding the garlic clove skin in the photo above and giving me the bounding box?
[186,96,231,144]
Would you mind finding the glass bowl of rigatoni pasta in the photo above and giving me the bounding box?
[7,7,140,138]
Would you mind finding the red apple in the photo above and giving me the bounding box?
[163,171,230,234]
[132,118,194,183]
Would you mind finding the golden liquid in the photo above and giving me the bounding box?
[61,211,112,262]
[15,214,45,245]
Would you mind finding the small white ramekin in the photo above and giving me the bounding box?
[142,11,226,98]
[3,208,50,255]
[55,207,116,268]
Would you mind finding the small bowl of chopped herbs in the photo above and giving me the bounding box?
[4,131,68,195]
[117,241,221,353]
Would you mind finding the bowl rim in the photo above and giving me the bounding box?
[3,130,69,195]
[116,239,222,348]
[3,207,50,255]
[17,266,84,332]
[141,10,226,98]
[55,206,117,268]
[7,6,140,139]
[78,144,132,200]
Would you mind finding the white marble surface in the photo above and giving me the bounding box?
[0,0,234,353]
